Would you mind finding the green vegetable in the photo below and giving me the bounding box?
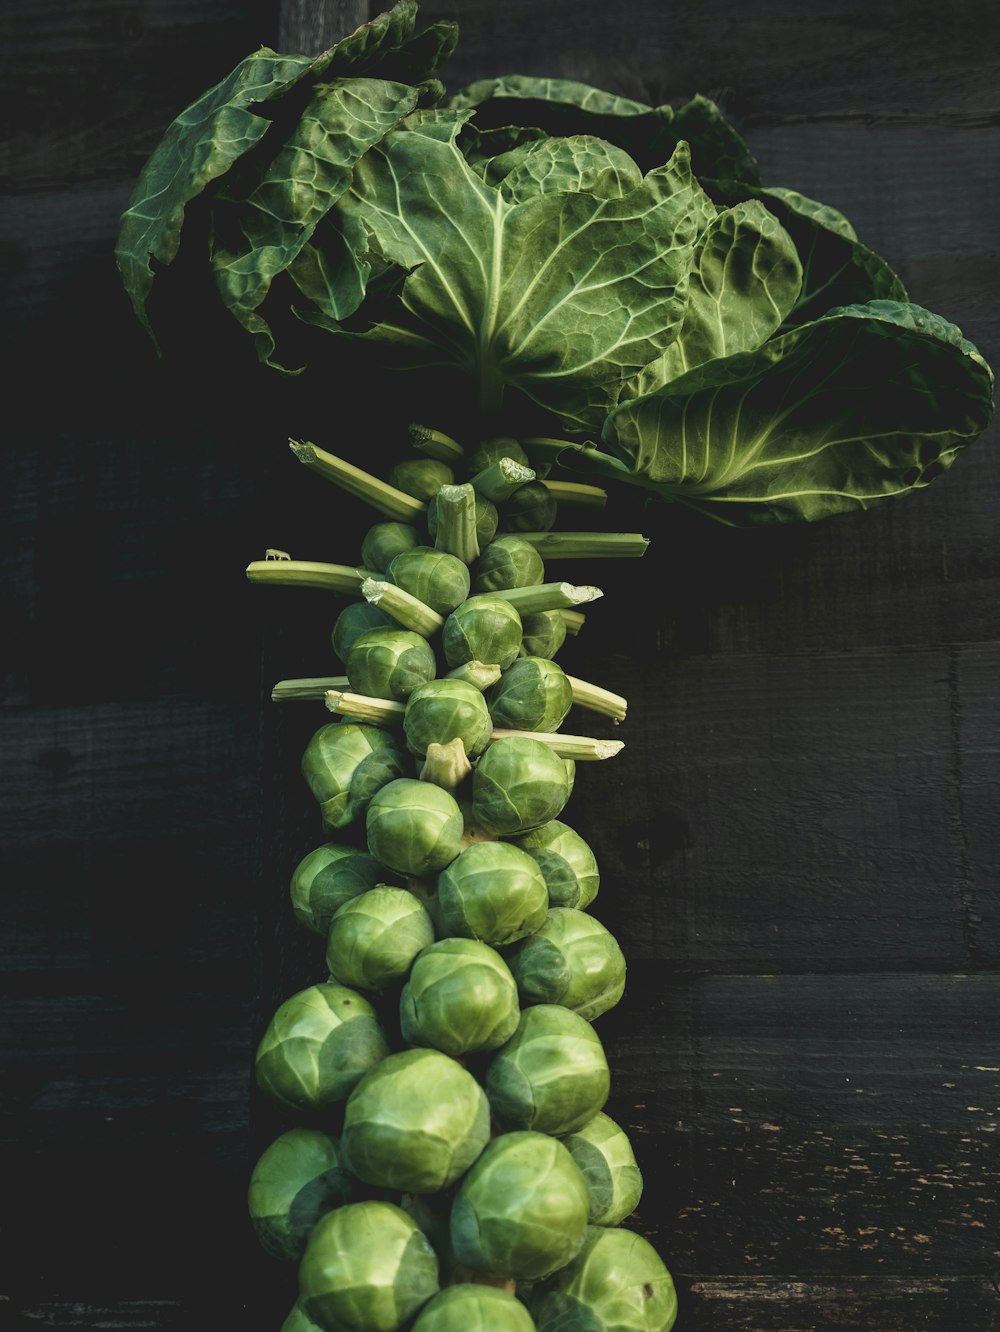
[301,722,409,831]
[280,1304,326,1332]
[332,601,395,663]
[515,820,600,910]
[472,736,572,835]
[443,595,524,670]
[508,908,626,1019]
[342,1048,490,1191]
[427,489,499,548]
[290,843,384,936]
[487,657,573,733]
[486,1003,610,1134]
[467,436,530,473]
[403,677,493,758]
[500,480,557,532]
[436,841,549,946]
[299,1200,439,1332]
[366,778,464,875]
[248,1127,358,1261]
[399,937,521,1056]
[387,546,471,615]
[347,627,438,701]
[326,886,435,991]
[388,458,454,501]
[255,982,389,1112]
[563,1111,643,1226]
[531,1226,678,1331]
[519,611,567,661]
[474,536,545,593]
[412,1284,536,1330]
[361,521,422,573]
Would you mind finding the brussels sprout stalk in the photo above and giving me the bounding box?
[362,577,445,636]
[490,728,625,760]
[446,660,503,691]
[325,689,405,727]
[560,609,586,635]
[289,439,426,521]
[409,422,465,463]
[471,457,536,502]
[247,559,372,594]
[492,582,604,614]
[272,675,349,701]
[540,479,608,508]
[512,532,650,559]
[566,675,628,723]
[432,483,480,563]
[419,737,473,789]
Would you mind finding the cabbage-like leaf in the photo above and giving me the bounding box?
[325,124,717,423]
[628,200,802,394]
[603,302,995,524]
[483,135,642,201]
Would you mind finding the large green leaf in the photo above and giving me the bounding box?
[327,123,717,422]
[482,135,643,201]
[603,302,995,524]
[627,200,802,394]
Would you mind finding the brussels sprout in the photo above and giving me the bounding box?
[515,821,600,910]
[450,1131,589,1280]
[474,536,545,593]
[361,522,421,573]
[500,481,557,532]
[531,1226,678,1332]
[343,1048,490,1192]
[485,1004,610,1135]
[472,737,572,836]
[436,841,548,946]
[563,757,577,799]
[331,601,394,664]
[248,1127,358,1262]
[299,1200,439,1332]
[508,909,626,1020]
[280,1304,326,1332]
[443,595,523,670]
[255,983,390,1112]
[487,657,573,733]
[346,628,437,702]
[519,611,567,660]
[366,779,464,877]
[467,436,529,474]
[427,491,499,548]
[301,723,410,832]
[404,678,493,759]
[400,1193,455,1275]
[389,458,455,501]
[400,938,520,1056]
[413,1285,536,1331]
[290,844,384,936]
[387,547,471,616]
[326,887,435,991]
[562,1112,643,1226]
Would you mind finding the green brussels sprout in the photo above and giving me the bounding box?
[450,1131,589,1280]
[487,657,573,733]
[413,1285,536,1331]
[290,843,384,937]
[531,1226,678,1332]
[389,458,455,501]
[472,737,572,836]
[400,938,520,1056]
[562,1112,643,1226]
[387,546,471,616]
[301,723,410,831]
[519,611,567,660]
[347,628,437,702]
[500,481,557,532]
[331,601,394,664]
[404,678,493,759]
[343,1048,490,1192]
[427,490,499,548]
[361,522,421,573]
[563,758,577,798]
[436,841,548,946]
[485,1004,610,1135]
[255,983,390,1112]
[248,1127,358,1262]
[299,1200,439,1332]
[280,1304,326,1332]
[326,887,435,991]
[467,436,529,474]
[366,779,464,877]
[474,536,545,593]
[508,909,626,1020]
[515,821,600,910]
[443,595,523,670]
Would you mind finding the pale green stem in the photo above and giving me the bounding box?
[565,675,628,723]
[419,738,473,790]
[433,483,480,563]
[324,689,404,727]
[489,728,624,760]
[445,660,502,691]
[361,578,444,637]
[272,675,349,701]
[289,438,426,522]
[491,582,603,614]
[247,559,372,594]
[471,457,535,502]
[540,480,607,508]
[511,532,649,559]
[409,423,465,463]
[560,610,586,636]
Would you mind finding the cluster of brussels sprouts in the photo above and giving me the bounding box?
[247,429,677,1331]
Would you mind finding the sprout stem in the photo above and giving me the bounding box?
[289,439,426,522]
[409,423,464,463]
[272,675,349,701]
[446,660,502,691]
[491,582,603,614]
[433,483,480,563]
[489,728,624,760]
[565,675,628,723]
[559,609,586,635]
[247,559,372,594]
[510,532,649,559]
[471,457,535,502]
[540,480,607,508]
[324,689,404,727]
[361,578,444,637]
[419,738,473,790]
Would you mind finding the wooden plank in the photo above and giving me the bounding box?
[279,0,368,54]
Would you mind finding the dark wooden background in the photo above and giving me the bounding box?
[3,1,998,1328]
